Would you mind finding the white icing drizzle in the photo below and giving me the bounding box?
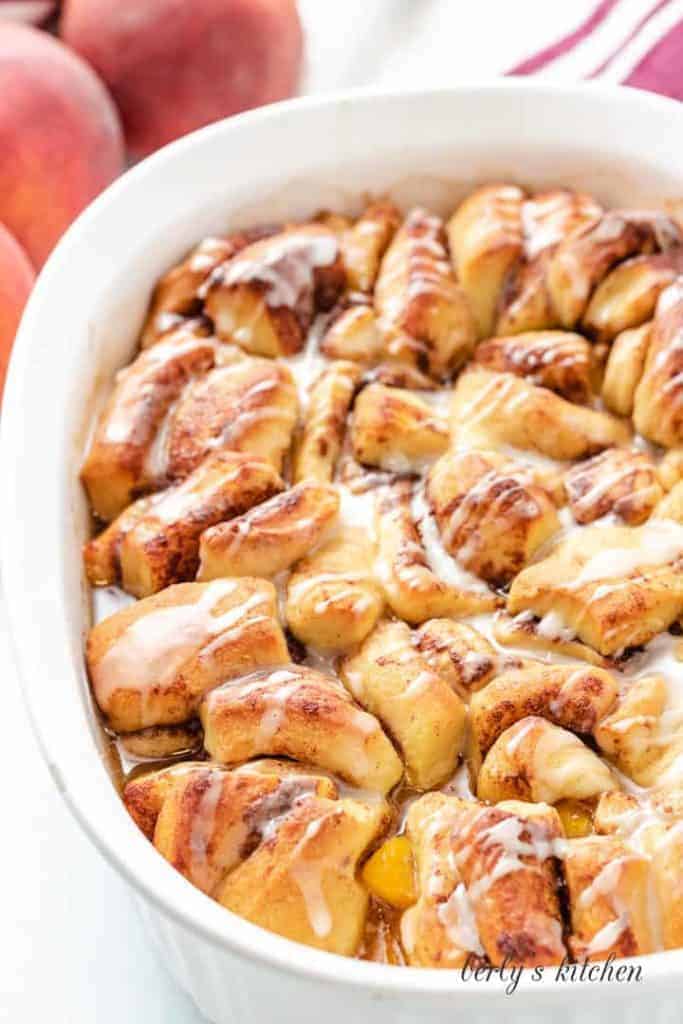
[411,484,491,595]
[221,231,338,312]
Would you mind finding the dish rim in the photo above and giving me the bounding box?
[3,79,683,998]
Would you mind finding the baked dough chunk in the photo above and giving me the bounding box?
[656,478,683,520]
[84,451,283,596]
[473,330,594,404]
[375,208,476,378]
[594,786,683,950]
[594,674,683,787]
[583,249,683,343]
[413,619,499,697]
[477,717,615,804]
[319,304,384,364]
[497,189,602,335]
[286,528,384,652]
[634,279,683,447]
[340,620,466,790]
[342,200,401,293]
[154,356,298,481]
[139,227,276,347]
[293,361,361,483]
[200,664,403,793]
[374,481,498,624]
[204,225,345,356]
[402,794,567,967]
[491,612,614,669]
[507,520,683,655]
[547,209,682,328]
[86,578,288,732]
[601,323,651,416]
[81,324,216,521]
[470,664,618,755]
[427,448,560,586]
[563,447,663,526]
[451,367,629,460]
[126,761,390,955]
[563,835,656,960]
[197,481,339,580]
[658,447,683,491]
[351,383,449,472]
[446,184,524,338]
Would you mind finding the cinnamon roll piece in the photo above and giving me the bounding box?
[473,330,594,404]
[286,528,384,652]
[374,480,498,624]
[293,360,361,483]
[204,225,345,356]
[634,279,683,447]
[477,717,615,804]
[446,184,524,338]
[342,200,401,293]
[563,447,663,526]
[87,578,288,732]
[81,324,216,521]
[340,620,467,790]
[601,323,651,417]
[200,664,403,794]
[375,208,476,378]
[427,448,560,587]
[85,451,283,596]
[197,481,340,581]
[351,383,449,472]
[413,619,499,698]
[583,248,683,343]
[451,368,629,461]
[319,305,384,364]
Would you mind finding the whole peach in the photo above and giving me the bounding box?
[0,2,57,23]
[0,221,35,398]
[0,23,124,267]
[60,0,303,158]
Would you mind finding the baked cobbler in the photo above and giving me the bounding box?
[82,186,683,968]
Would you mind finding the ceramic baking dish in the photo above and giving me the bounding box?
[3,82,683,1024]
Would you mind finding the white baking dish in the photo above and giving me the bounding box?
[3,82,683,1024]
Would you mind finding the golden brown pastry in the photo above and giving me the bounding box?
[594,674,683,787]
[403,794,567,967]
[563,447,663,526]
[563,835,656,960]
[491,612,614,669]
[413,618,499,697]
[601,322,651,416]
[117,721,203,761]
[200,664,403,793]
[547,209,682,329]
[658,447,683,491]
[656,478,683,520]
[427,448,560,586]
[342,200,401,293]
[319,304,384,364]
[293,361,361,483]
[85,451,283,596]
[340,620,467,790]
[197,481,340,580]
[470,663,618,755]
[451,367,630,460]
[447,184,524,338]
[126,761,390,955]
[374,481,498,624]
[351,383,449,471]
[204,224,345,356]
[86,578,288,732]
[477,716,615,804]
[81,324,216,520]
[634,279,683,447]
[153,355,298,481]
[286,528,384,651]
[583,249,683,343]
[497,189,602,335]
[473,330,594,404]
[375,208,476,378]
[508,519,683,655]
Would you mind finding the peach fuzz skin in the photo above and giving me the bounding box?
[60,0,303,159]
[0,22,124,267]
[0,221,34,397]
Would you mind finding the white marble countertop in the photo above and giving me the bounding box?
[1,2,595,1021]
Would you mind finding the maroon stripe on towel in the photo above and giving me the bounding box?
[508,0,623,74]
[589,0,673,77]
[624,16,683,99]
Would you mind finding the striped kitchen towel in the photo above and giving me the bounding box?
[510,0,683,99]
